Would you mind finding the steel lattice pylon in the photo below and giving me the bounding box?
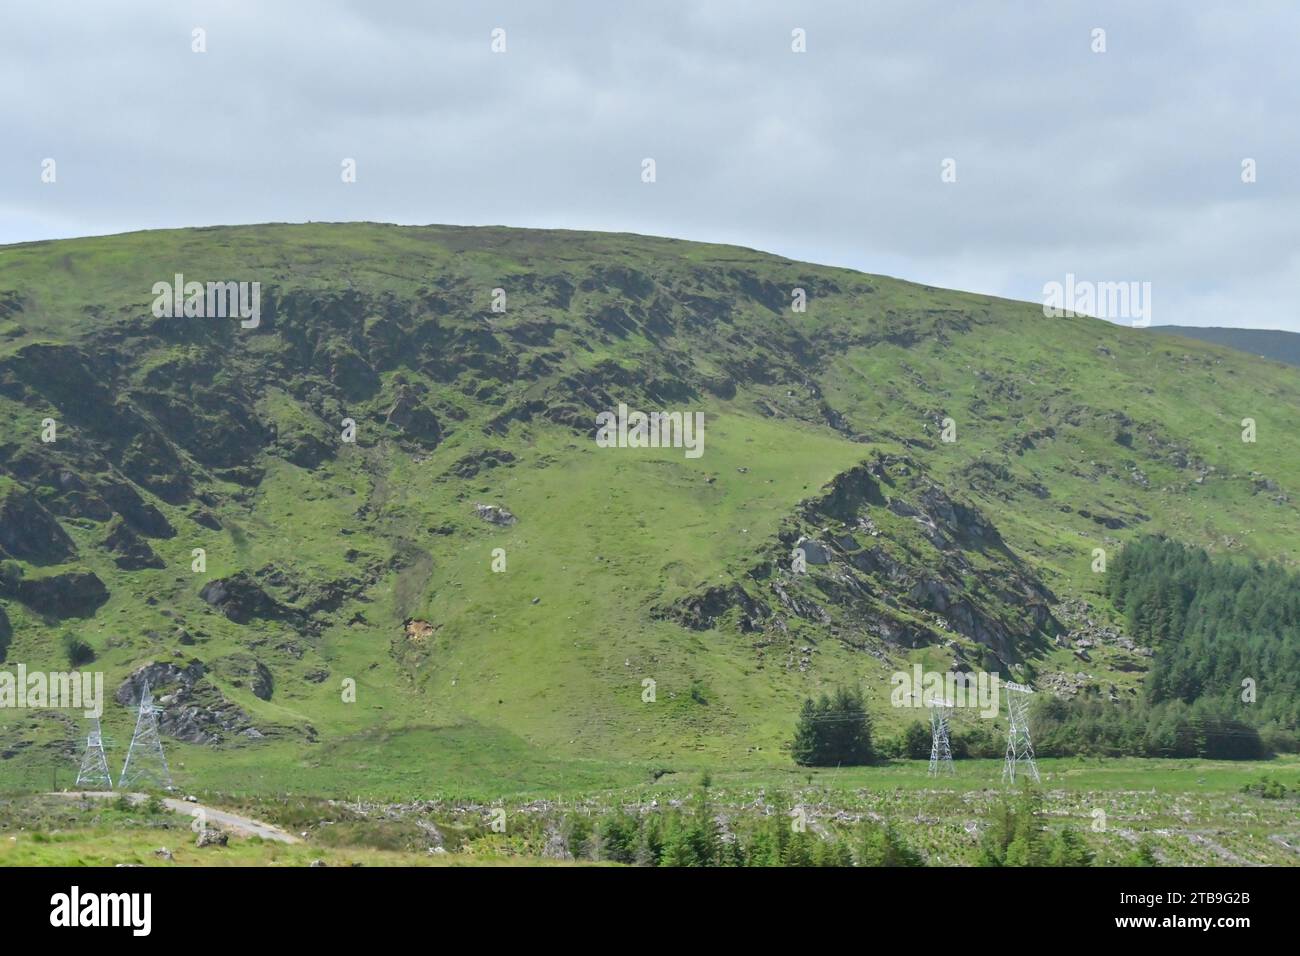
[75,717,114,790]
[927,697,954,776]
[118,682,172,790]
[1001,681,1040,784]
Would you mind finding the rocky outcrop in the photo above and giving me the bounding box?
[116,428,192,504]
[446,449,515,479]
[793,537,831,565]
[10,569,108,618]
[474,502,517,526]
[102,518,165,570]
[129,377,272,470]
[274,430,332,470]
[116,661,206,706]
[654,583,770,632]
[116,661,263,744]
[209,654,274,701]
[0,484,76,564]
[189,508,222,531]
[98,480,175,538]
[385,385,442,447]
[656,454,1058,665]
[913,484,1006,552]
[199,572,314,632]
[810,462,887,522]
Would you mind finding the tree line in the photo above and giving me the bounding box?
[1107,534,1299,737]
[789,535,1299,763]
[539,787,1121,867]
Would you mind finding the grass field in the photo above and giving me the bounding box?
[3,757,1296,866]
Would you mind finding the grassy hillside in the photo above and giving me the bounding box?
[0,223,1296,799]
[1151,326,1300,368]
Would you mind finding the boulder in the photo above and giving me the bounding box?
[195,828,228,848]
[794,536,831,565]
[474,502,517,526]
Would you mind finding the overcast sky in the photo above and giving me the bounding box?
[3,1,1297,330]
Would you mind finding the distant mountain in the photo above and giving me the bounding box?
[1150,326,1300,367]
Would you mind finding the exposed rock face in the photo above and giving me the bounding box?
[102,518,165,570]
[814,462,888,521]
[118,429,192,503]
[655,453,1058,665]
[199,572,311,631]
[385,385,442,447]
[116,660,264,744]
[11,569,109,618]
[188,508,222,531]
[446,449,515,479]
[209,653,274,701]
[914,485,1005,552]
[275,431,332,469]
[98,480,175,538]
[116,661,204,705]
[655,584,770,632]
[323,340,380,401]
[0,485,76,564]
[474,502,517,525]
[794,537,831,565]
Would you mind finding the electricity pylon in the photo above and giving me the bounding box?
[1001,681,1040,784]
[927,697,955,776]
[119,682,172,790]
[74,718,114,790]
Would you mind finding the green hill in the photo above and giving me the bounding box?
[1150,326,1300,368]
[0,223,1296,798]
